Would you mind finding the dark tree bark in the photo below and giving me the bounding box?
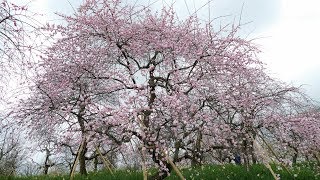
[79,140,88,176]
[43,148,55,175]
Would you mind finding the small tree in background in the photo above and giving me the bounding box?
[0,125,24,176]
[0,0,41,92]
[1,2,42,174]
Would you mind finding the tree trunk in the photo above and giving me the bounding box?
[292,152,298,165]
[94,153,98,172]
[107,150,116,169]
[44,165,49,175]
[243,139,249,171]
[173,141,180,163]
[314,153,320,167]
[148,145,172,180]
[191,131,203,167]
[148,161,172,180]
[77,103,88,176]
[149,170,171,180]
[79,140,87,175]
[43,148,54,175]
[250,140,257,164]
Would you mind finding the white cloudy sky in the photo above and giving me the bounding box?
[17,0,320,102]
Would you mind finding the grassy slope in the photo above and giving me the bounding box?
[168,164,319,180]
[3,163,319,180]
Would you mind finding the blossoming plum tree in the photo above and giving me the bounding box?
[17,54,118,175]
[265,108,320,165]
[15,0,320,179]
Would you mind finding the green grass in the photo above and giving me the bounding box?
[167,164,319,180]
[0,169,142,180]
[2,163,319,180]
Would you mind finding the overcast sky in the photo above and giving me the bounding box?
[21,0,320,102]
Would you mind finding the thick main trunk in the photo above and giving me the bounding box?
[249,141,257,164]
[79,141,88,175]
[44,165,49,175]
[43,148,54,175]
[147,144,172,180]
[292,153,298,165]
[149,161,172,180]
[291,146,298,165]
[243,139,249,171]
[94,155,98,172]
[149,170,171,180]
[77,103,88,176]
[191,131,203,167]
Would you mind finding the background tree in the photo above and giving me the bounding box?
[0,0,41,93]
[1,2,41,175]
[16,34,120,175]
[0,124,24,176]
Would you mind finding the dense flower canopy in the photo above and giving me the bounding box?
[11,0,320,178]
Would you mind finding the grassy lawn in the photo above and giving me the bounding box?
[2,163,319,180]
